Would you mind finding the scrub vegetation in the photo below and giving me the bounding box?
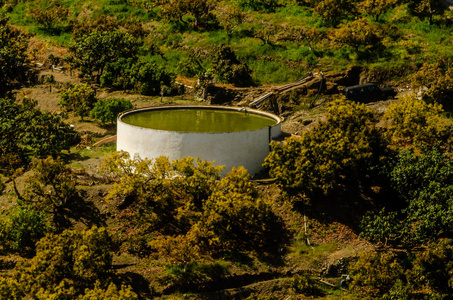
[1,0,453,298]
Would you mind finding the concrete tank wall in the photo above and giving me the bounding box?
[117,106,281,175]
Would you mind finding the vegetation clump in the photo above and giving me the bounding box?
[101,153,287,262]
[265,99,389,197]
[90,98,133,125]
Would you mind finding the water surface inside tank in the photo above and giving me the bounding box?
[121,108,277,133]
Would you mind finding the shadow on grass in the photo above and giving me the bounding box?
[99,124,117,136]
[61,151,93,163]
[35,26,72,36]
[292,185,396,233]
[115,271,154,299]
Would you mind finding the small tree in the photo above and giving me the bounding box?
[217,5,244,37]
[363,0,398,21]
[28,5,69,29]
[59,84,96,120]
[382,94,452,148]
[281,26,321,52]
[314,0,355,25]
[0,227,133,299]
[176,55,205,77]
[0,13,33,94]
[0,206,51,256]
[161,0,217,29]
[100,58,175,96]
[329,17,383,54]
[131,61,175,95]
[70,30,141,82]
[264,99,389,196]
[25,157,77,215]
[0,154,25,200]
[237,0,279,12]
[0,97,77,160]
[254,21,278,45]
[211,44,253,87]
[90,98,133,125]
[360,208,405,245]
[195,70,214,101]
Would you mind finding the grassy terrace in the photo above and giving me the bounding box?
[6,0,453,84]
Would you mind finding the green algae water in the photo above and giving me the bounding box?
[122,108,277,133]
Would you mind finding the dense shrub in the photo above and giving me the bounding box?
[264,99,389,196]
[350,241,453,299]
[90,98,133,125]
[411,59,453,106]
[0,227,136,299]
[211,44,254,87]
[0,13,34,94]
[70,30,141,82]
[27,4,69,29]
[360,148,453,245]
[0,206,50,256]
[101,153,287,260]
[350,251,407,297]
[59,84,97,120]
[391,148,453,243]
[0,97,77,161]
[383,94,452,149]
[100,58,175,95]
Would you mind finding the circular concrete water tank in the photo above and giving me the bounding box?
[117,106,282,175]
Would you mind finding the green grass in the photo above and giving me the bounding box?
[290,236,339,269]
[8,2,33,25]
[249,58,305,84]
[66,144,116,168]
[5,0,453,86]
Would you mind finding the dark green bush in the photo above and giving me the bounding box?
[237,0,280,12]
[100,58,175,95]
[211,44,254,87]
[90,98,133,125]
[291,274,321,296]
[0,206,51,256]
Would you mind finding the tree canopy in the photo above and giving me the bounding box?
[382,94,452,149]
[264,99,389,197]
[0,13,34,94]
[101,153,287,261]
[360,146,453,247]
[70,30,142,82]
[59,84,97,120]
[0,97,77,164]
[211,44,254,87]
[0,227,137,299]
[90,98,133,125]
